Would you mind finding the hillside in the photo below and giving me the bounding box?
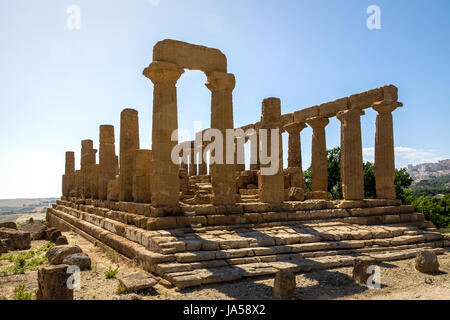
[0,197,57,224]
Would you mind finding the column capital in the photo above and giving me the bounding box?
[336,108,365,121]
[283,121,307,135]
[306,116,329,129]
[143,61,184,84]
[372,100,403,114]
[205,71,235,92]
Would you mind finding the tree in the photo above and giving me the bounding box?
[394,168,413,203]
[304,147,342,199]
[304,147,414,202]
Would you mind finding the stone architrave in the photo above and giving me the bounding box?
[258,97,284,203]
[306,117,329,199]
[206,71,237,205]
[373,100,402,199]
[133,149,152,203]
[143,61,184,207]
[119,109,140,202]
[98,125,118,200]
[337,109,365,200]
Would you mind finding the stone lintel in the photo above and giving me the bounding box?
[153,39,227,73]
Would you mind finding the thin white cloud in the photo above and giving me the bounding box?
[147,0,161,7]
[363,146,445,168]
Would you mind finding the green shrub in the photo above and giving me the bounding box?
[13,283,33,300]
[105,267,118,279]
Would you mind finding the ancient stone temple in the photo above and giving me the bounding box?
[47,39,449,289]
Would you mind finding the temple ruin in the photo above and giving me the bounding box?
[50,40,448,289]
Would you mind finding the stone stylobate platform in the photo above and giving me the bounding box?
[52,39,450,289]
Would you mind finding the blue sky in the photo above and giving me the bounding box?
[0,0,449,198]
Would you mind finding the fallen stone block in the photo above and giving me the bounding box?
[0,222,17,230]
[272,270,296,300]
[55,235,69,245]
[36,265,73,300]
[118,272,157,293]
[288,187,305,201]
[352,257,377,285]
[49,230,62,243]
[62,253,91,269]
[415,250,440,274]
[46,245,83,265]
[21,221,48,240]
[0,227,31,250]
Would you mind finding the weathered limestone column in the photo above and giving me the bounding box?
[284,122,307,168]
[75,170,82,198]
[90,164,100,199]
[133,149,152,203]
[80,140,96,198]
[250,130,260,171]
[198,142,208,175]
[337,109,365,200]
[98,125,118,200]
[373,100,402,199]
[189,141,197,176]
[119,109,140,202]
[206,72,236,205]
[62,152,75,197]
[235,137,246,172]
[143,61,184,207]
[306,117,329,199]
[258,98,284,203]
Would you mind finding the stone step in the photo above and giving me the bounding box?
[46,204,446,289]
[163,247,446,289]
[53,203,435,257]
[239,189,259,196]
[154,240,446,275]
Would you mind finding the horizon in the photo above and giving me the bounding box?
[1,0,449,198]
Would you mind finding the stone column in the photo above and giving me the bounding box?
[133,149,152,203]
[337,109,365,200]
[119,108,140,202]
[373,101,402,199]
[306,117,329,199]
[198,142,208,175]
[189,141,197,176]
[284,122,307,168]
[62,151,75,197]
[75,170,82,198]
[98,125,118,200]
[258,97,284,203]
[80,140,96,198]
[144,61,184,207]
[250,130,260,171]
[90,164,100,199]
[206,72,236,205]
[235,137,246,172]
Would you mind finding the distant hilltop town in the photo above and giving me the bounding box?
[407,159,450,181]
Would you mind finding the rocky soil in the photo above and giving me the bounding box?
[0,231,449,300]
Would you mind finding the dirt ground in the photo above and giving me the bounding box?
[1,231,449,300]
